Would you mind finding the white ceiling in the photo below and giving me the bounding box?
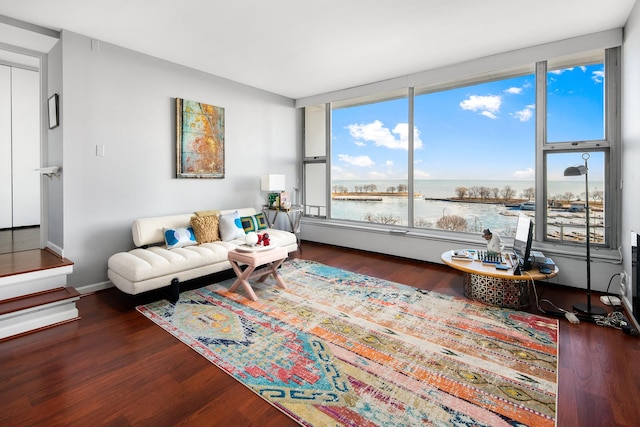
[0,0,636,99]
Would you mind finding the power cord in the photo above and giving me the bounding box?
[594,311,625,329]
[525,272,580,324]
[601,273,622,306]
[593,311,640,336]
[527,271,638,333]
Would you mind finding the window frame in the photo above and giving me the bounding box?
[302,103,330,218]
[537,48,620,249]
[302,47,621,250]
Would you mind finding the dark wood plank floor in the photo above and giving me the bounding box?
[1,241,639,426]
[0,248,73,278]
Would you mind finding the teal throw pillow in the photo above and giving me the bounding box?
[240,213,268,233]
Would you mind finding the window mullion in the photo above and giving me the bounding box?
[604,47,621,248]
[325,102,332,219]
[408,87,415,227]
[536,61,546,243]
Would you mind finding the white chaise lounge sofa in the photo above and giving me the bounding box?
[107,207,297,302]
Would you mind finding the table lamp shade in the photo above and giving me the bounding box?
[261,174,285,192]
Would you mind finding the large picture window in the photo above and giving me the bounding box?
[412,74,535,238]
[331,93,409,225]
[303,47,618,249]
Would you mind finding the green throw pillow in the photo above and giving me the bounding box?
[240,213,268,233]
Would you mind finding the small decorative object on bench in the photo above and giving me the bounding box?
[245,232,259,246]
[107,207,297,303]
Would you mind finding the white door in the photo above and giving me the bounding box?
[0,65,12,229]
[11,67,40,227]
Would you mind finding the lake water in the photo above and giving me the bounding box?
[334,179,600,199]
[331,179,600,238]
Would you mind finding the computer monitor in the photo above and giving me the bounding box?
[512,215,533,270]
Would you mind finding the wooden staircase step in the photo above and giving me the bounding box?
[0,287,80,316]
[0,250,78,340]
[0,248,74,278]
[0,287,80,341]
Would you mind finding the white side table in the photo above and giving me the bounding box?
[262,205,303,248]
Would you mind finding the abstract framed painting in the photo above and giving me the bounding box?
[176,98,225,178]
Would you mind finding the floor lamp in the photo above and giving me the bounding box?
[564,153,606,316]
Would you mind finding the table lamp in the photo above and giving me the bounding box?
[261,174,285,208]
[564,153,606,317]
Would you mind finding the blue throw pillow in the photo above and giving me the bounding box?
[163,227,197,249]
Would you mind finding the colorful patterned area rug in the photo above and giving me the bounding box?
[137,259,558,426]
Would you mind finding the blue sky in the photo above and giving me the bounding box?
[332,64,605,182]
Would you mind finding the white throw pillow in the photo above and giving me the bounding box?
[218,211,246,241]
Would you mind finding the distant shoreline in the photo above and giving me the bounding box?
[331,192,603,210]
[331,179,603,202]
[332,192,528,204]
[333,192,419,201]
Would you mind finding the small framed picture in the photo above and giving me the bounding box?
[48,94,59,129]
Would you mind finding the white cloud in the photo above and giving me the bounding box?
[347,120,423,150]
[385,160,394,167]
[414,169,431,179]
[514,104,535,122]
[354,141,366,146]
[549,67,574,75]
[460,95,501,118]
[413,126,423,149]
[592,70,604,83]
[331,165,358,180]
[337,154,375,167]
[505,87,522,94]
[392,123,424,149]
[513,168,535,179]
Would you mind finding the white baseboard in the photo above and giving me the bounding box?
[75,280,113,295]
[46,241,64,258]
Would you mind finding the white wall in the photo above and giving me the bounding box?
[58,31,299,289]
[47,40,63,251]
[622,2,640,307]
